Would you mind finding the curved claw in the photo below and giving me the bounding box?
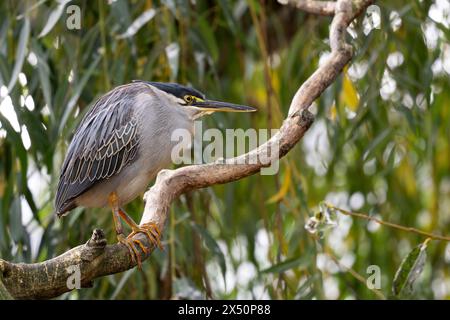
[127,222,163,251]
[132,238,149,255]
[117,234,142,269]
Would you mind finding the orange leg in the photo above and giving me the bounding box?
[108,192,143,268]
[119,208,163,251]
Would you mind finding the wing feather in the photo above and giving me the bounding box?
[55,83,148,215]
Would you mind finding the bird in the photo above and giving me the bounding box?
[55,80,256,267]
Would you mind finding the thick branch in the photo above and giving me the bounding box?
[0,0,374,299]
[282,0,336,16]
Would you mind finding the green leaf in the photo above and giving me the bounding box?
[31,40,53,116]
[392,239,429,297]
[9,197,23,243]
[195,15,219,62]
[191,222,227,283]
[296,274,319,299]
[217,0,238,35]
[261,253,312,274]
[7,18,30,93]
[362,129,391,161]
[0,20,9,77]
[58,54,101,134]
[110,269,134,299]
[38,0,72,38]
[117,9,156,39]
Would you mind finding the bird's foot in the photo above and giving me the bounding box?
[127,222,163,252]
[117,234,144,269]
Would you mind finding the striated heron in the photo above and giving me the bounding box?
[55,80,256,267]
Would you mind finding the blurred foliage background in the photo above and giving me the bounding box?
[0,0,449,300]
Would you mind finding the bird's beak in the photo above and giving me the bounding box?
[192,100,257,113]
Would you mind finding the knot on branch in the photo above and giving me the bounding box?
[86,228,107,248]
[0,259,12,278]
[299,109,315,129]
[81,229,107,262]
[288,108,315,126]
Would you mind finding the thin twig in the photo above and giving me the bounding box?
[325,251,386,300]
[326,203,450,242]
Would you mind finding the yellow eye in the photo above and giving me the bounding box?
[184,95,194,104]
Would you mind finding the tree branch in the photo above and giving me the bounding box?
[282,0,336,16]
[0,0,374,299]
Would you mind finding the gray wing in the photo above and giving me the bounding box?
[55,84,143,215]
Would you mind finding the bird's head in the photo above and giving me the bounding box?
[134,80,256,119]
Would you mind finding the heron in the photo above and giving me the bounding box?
[55,80,256,267]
